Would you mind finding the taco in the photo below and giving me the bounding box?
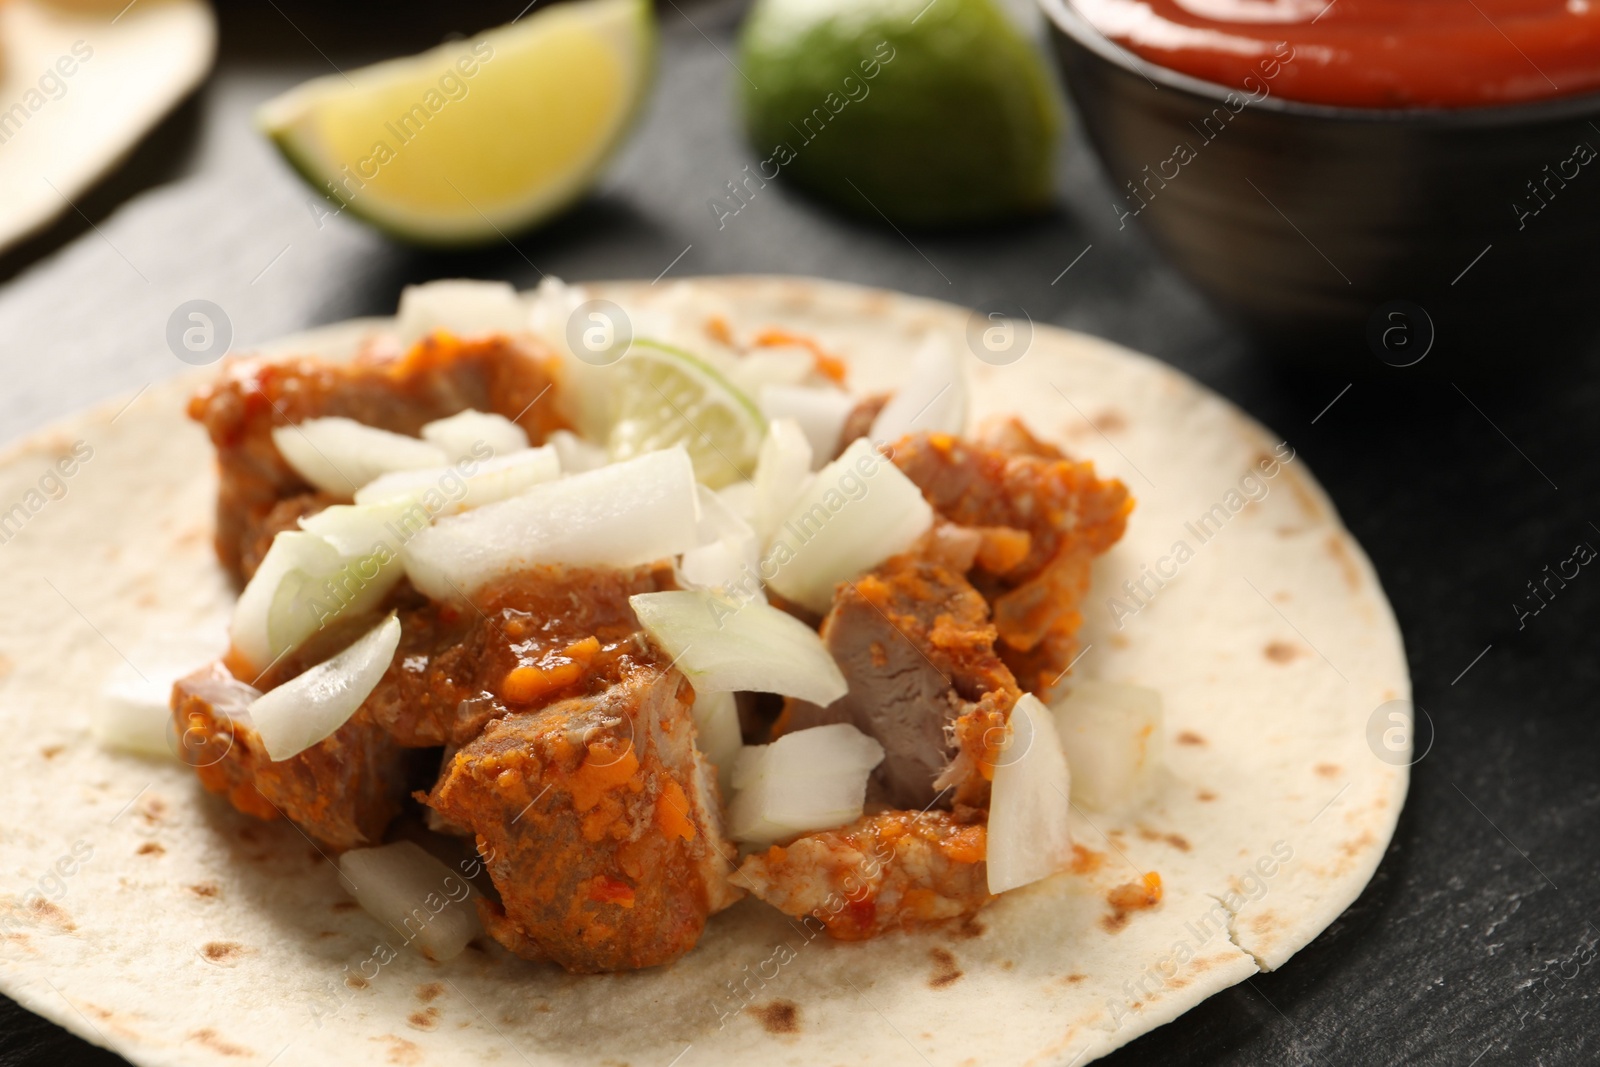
[0,276,1408,1066]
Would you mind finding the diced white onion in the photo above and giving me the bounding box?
[248,614,401,761]
[869,333,968,443]
[547,429,609,474]
[1050,681,1165,811]
[729,347,816,395]
[272,418,447,498]
[231,530,404,675]
[765,438,935,613]
[759,385,854,467]
[420,409,529,462]
[337,841,483,961]
[751,419,814,546]
[403,448,701,601]
[630,590,847,706]
[691,689,742,796]
[680,486,762,596]
[728,724,885,844]
[987,694,1074,895]
[94,631,229,759]
[396,279,526,342]
[354,446,561,515]
[298,501,413,556]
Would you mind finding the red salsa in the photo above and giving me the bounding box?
[1073,0,1600,108]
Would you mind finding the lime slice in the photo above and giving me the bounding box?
[737,0,1058,227]
[608,341,766,488]
[258,0,656,245]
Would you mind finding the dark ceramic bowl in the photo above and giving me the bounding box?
[1040,0,1600,366]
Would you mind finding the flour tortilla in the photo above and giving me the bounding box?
[0,276,1409,1066]
[0,0,215,253]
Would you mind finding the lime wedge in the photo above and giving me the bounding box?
[608,341,766,488]
[258,0,656,245]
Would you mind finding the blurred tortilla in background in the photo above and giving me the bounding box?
[0,0,214,254]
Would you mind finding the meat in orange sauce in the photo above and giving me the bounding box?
[427,666,740,972]
[188,333,566,583]
[890,423,1132,696]
[738,810,990,940]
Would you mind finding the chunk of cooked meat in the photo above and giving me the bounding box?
[782,552,1019,810]
[362,564,676,749]
[426,666,741,973]
[890,424,1132,695]
[171,662,412,850]
[189,332,567,583]
[738,809,990,940]
[834,392,890,457]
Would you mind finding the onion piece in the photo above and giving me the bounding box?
[679,486,762,597]
[420,409,529,461]
[248,614,401,762]
[987,694,1074,895]
[298,501,413,556]
[759,385,854,466]
[766,437,935,613]
[272,417,447,498]
[691,689,742,796]
[1050,681,1165,811]
[869,333,968,443]
[729,347,816,395]
[354,446,561,515]
[727,724,885,844]
[547,429,609,474]
[630,590,847,706]
[231,528,404,675]
[751,418,814,546]
[337,841,482,961]
[396,279,526,342]
[94,631,229,759]
[403,448,701,601]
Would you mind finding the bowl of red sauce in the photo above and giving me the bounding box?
[1040,0,1600,365]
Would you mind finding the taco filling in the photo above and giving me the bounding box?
[156,280,1142,974]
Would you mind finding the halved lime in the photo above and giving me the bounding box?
[258,0,656,245]
[608,341,766,488]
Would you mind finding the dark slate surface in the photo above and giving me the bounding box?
[0,2,1595,1065]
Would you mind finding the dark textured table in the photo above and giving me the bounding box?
[1,2,1596,1064]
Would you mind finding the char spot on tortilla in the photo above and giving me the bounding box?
[1315,763,1341,779]
[1092,409,1128,434]
[954,916,986,939]
[1264,641,1302,663]
[1176,731,1206,746]
[40,745,63,760]
[1325,534,1362,590]
[407,1008,440,1031]
[188,1028,252,1058]
[929,947,963,988]
[755,1000,799,1034]
[186,881,221,899]
[1102,876,1162,933]
[316,931,339,939]
[1166,834,1191,852]
[1002,959,1015,970]
[0,653,12,679]
[1197,789,1218,801]
[236,825,260,843]
[1063,973,1086,984]
[332,900,361,913]
[1341,830,1376,858]
[347,975,370,990]
[1070,845,1104,874]
[138,796,169,823]
[374,1035,422,1065]
[417,982,445,1003]
[136,842,164,856]
[1110,633,1131,649]
[1249,910,1278,934]
[201,941,247,963]
[28,899,74,931]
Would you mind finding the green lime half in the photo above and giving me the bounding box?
[608,340,766,488]
[736,0,1060,228]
